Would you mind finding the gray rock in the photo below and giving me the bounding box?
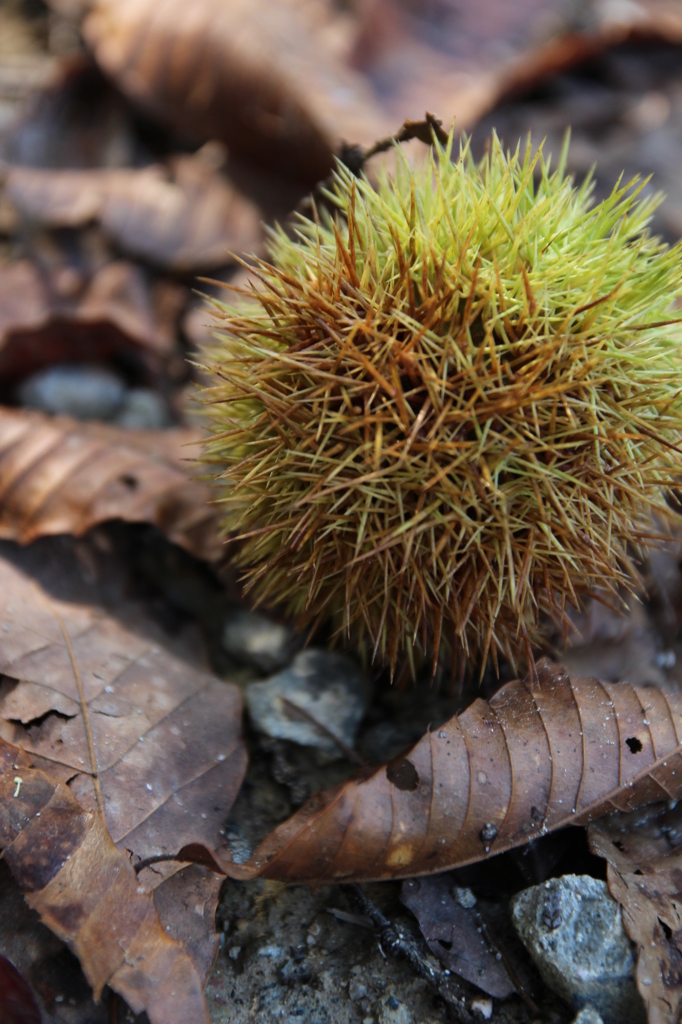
[115,388,171,429]
[511,875,644,1024]
[572,1009,605,1024]
[18,364,127,421]
[222,608,300,673]
[245,649,369,759]
[348,980,367,1001]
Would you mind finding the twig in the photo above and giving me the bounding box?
[339,113,450,177]
[476,916,539,1017]
[280,696,364,764]
[343,884,477,1024]
[108,990,119,1024]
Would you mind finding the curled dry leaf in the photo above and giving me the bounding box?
[4,154,263,271]
[83,0,390,185]
[0,539,248,1016]
[0,860,109,1024]
[351,0,682,135]
[0,407,221,562]
[226,660,682,883]
[0,258,180,381]
[589,802,682,1024]
[0,739,210,1024]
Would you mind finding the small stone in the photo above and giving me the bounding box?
[471,998,493,1020]
[511,875,645,1024]
[115,388,171,429]
[245,649,370,759]
[18,364,126,420]
[257,944,284,958]
[222,608,299,673]
[228,946,241,961]
[223,821,251,865]
[349,980,367,1001]
[573,1009,605,1024]
[452,885,477,909]
[479,822,498,846]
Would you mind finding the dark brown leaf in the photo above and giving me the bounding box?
[0,258,179,383]
[0,737,210,1024]
[0,954,42,1024]
[0,859,109,1024]
[152,864,222,987]
[83,0,390,185]
[400,875,514,998]
[5,153,263,271]
[0,56,135,170]
[590,802,682,1024]
[0,407,221,562]
[226,660,682,883]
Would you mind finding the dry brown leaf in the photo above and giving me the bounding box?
[400,875,515,998]
[0,258,180,381]
[82,0,390,185]
[351,0,682,136]
[0,56,134,171]
[226,660,682,884]
[0,539,248,1016]
[0,738,210,1024]
[0,540,246,883]
[0,859,109,1023]
[590,803,682,1024]
[152,864,223,990]
[0,407,221,562]
[43,0,682,200]
[4,154,264,271]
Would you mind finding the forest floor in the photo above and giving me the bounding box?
[2,2,682,1023]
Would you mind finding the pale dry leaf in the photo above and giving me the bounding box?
[0,407,221,562]
[83,0,391,185]
[590,802,682,1024]
[5,154,264,271]
[225,660,682,883]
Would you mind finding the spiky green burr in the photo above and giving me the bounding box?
[200,133,682,676]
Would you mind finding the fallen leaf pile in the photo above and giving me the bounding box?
[0,540,246,1021]
[4,154,263,271]
[1,740,210,1024]
[3,1,682,1022]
